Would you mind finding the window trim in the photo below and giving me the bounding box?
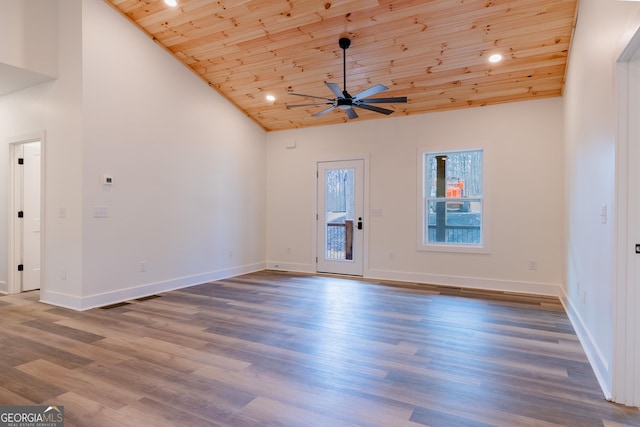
[416,147,490,254]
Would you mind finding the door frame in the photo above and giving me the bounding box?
[614,25,640,406]
[315,156,369,276]
[8,131,46,294]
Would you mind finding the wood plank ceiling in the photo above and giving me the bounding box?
[104,0,578,132]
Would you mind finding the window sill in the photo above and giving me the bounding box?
[418,243,490,254]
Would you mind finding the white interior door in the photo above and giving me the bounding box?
[21,142,41,291]
[614,32,640,406]
[317,159,364,276]
[623,51,640,406]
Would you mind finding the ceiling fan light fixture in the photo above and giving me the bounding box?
[164,0,178,7]
[266,94,276,102]
[489,53,503,63]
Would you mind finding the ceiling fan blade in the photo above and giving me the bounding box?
[360,96,408,104]
[325,82,345,99]
[345,107,359,119]
[290,93,335,101]
[313,106,337,117]
[353,84,388,100]
[287,102,334,109]
[355,104,394,115]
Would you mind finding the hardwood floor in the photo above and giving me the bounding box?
[1,270,639,426]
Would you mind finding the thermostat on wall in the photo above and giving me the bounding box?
[102,174,113,185]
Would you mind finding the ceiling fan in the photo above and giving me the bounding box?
[286,37,408,119]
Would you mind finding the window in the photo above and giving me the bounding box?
[420,149,484,251]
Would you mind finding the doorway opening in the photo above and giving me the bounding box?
[8,133,43,294]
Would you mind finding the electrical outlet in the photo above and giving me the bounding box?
[60,269,67,280]
[529,260,538,270]
[140,261,146,272]
[227,251,233,259]
[389,252,395,261]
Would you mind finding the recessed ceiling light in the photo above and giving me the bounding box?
[164,0,177,7]
[489,53,503,63]
[266,95,276,102]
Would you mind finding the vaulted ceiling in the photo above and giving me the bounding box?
[104,0,578,131]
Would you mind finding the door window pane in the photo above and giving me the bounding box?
[325,168,354,260]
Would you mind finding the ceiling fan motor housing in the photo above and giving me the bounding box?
[337,98,353,109]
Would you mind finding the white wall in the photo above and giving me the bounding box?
[0,0,84,297]
[563,0,640,398]
[0,0,58,95]
[78,0,266,306]
[267,97,565,296]
[0,0,267,308]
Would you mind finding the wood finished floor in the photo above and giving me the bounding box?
[1,270,639,427]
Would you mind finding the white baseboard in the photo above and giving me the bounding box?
[0,281,7,294]
[40,262,266,311]
[265,263,563,296]
[266,261,315,274]
[366,268,564,296]
[39,289,84,310]
[560,292,612,400]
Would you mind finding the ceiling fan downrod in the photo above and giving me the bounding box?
[339,37,351,96]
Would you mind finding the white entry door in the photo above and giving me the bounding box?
[317,159,364,276]
[20,142,42,291]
